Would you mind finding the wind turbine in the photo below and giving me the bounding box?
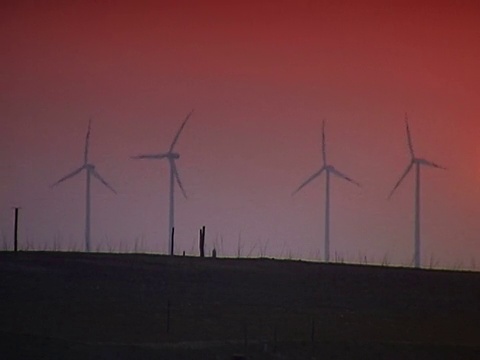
[292,120,360,262]
[388,113,445,268]
[132,110,193,255]
[51,120,117,252]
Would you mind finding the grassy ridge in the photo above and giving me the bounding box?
[1,252,479,359]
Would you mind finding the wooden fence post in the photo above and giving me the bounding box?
[166,299,171,333]
[243,322,248,353]
[311,318,316,355]
[13,207,19,252]
[311,318,315,343]
[199,226,205,257]
[273,324,277,353]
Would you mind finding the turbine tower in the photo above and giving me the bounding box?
[293,120,360,262]
[51,120,117,252]
[388,113,445,268]
[132,110,193,255]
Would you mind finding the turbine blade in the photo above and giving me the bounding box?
[84,119,92,164]
[322,119,327,165]
[92,169,117,194]
[172,161,187,199]
[388,161,413,198]
[169,109,194,152]
[419,158,446,170]
[51,166,85,187]
[405,113,414,158]
[131,153,168,160]
[292,167,325,195]
[330,167,360,186]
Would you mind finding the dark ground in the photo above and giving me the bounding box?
[0,251,479,359]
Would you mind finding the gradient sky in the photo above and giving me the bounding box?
[2,0,480,268]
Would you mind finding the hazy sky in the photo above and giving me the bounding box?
[2,0,480,268]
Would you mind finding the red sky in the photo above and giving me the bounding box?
[2,0,480,268]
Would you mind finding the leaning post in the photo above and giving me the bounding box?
[199,226,205,257]
[170,227,175,256]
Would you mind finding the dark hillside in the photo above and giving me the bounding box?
[1,252,479,359]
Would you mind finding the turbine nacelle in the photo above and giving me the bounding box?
[414,158,445,169]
